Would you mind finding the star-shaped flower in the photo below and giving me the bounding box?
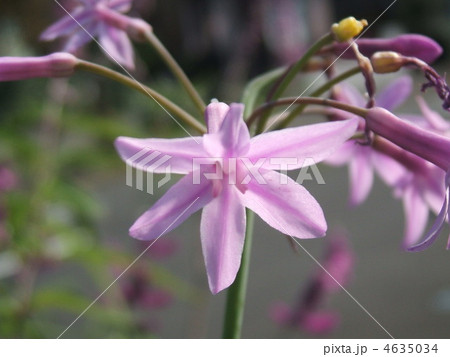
[115,102,357,293]
[41,0,135,69]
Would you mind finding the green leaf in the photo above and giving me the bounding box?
[241,67,285,117]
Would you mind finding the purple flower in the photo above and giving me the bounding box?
[374,137,446,248]
[0,53,78,82]
[270,232,353,335]
[324,34,442,64]
[326,77,411,206]
[115,102,358,294]
[366,106,450,251]
[41,0,136,69]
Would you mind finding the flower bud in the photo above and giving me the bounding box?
[0,53,78,81]
[371,51,405,73]
[331,17,368,42]
[325,34,442,64]
[366,107,450,170]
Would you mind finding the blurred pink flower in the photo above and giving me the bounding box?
[41,0,136,69]
[0,166,18,192]
[270,232,353,335]
[143,238,178,260]
[121,268,172,309]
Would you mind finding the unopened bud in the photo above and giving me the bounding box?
[331,17,368,42]
[371,51,405,73]
[0,53,78,82]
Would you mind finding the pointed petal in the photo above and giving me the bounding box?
[110,0,133,12]
[416,96,450,131]
[420,165,446,214]
[203,103,250,157]
[129,172,214,240]
[334,83,366,107]
[205,101,229,134]
[349,146,373,206]
[372,151,406,186]
[201,184,246,294]
[241,170,326,238]
[325,141,356,166]
[248,118,358,171]
[62,22,98,53]
[402,185,430,248]
[115,136,205,174]
[99,24,135,69]
[376,76,413,111]
[408,184,449,252]
[40,8,92,41]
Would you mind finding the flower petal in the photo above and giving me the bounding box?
[203,103,250,157]
[408,183,449,252]
[241,170,326,238]
[109,0,133,13]
[371,151,406,186]
[40,8,93,41]
[63,22,98,53]
[334,83,366,107]
[325,141,357,166]
[247,118,358,171]
[402,185,430,248]
[349,145,373,206]
[115,136,205,174]
[98,24,135,69]
[205,101,229,134]
[416,96,450,131]
[376,76,412,111]
[301,311,339,334]
[200,184,246,294]
[129,171,214,240]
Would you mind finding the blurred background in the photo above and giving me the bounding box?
[1,0,450,338]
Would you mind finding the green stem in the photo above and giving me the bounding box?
[256,33,334,132]
[275,66,361,129]
[246,96,368,127]
[222,209,254,339]
[75,60,206,134]
[143,30,206,115]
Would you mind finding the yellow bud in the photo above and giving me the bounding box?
[371,51,405,73]
[331,17,368,42]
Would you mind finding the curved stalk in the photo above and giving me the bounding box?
[143,31,206,115]
[247,96,368,128]
[76,60,206,134]
[275,66,361,129]
[256,33,334,132]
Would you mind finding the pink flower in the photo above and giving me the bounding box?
[326,77,411,206]
[327,78,447,248]
[115,102,358,294]
[41,0,136,69]
[365,106,450,251]
[270,232,353,335]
